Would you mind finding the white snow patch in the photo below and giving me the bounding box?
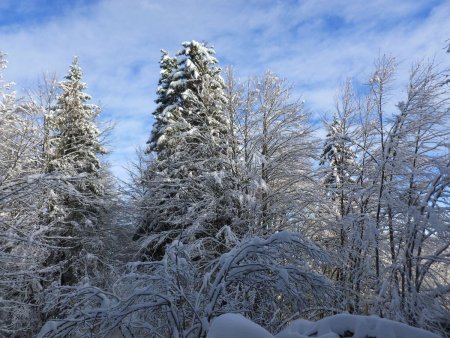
[207,313,442,338]
[207,313,273,338]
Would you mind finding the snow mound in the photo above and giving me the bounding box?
[207,313,273,338]
[207,313,442,338]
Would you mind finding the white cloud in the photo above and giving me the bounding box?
[0,0,448,180]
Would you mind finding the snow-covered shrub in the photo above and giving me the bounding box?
[37,231,333,337]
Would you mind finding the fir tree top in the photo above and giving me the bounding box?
[49,57,107,176]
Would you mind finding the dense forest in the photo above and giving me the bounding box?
[0,41,449,337]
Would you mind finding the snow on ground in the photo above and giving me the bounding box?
[207,313,274,338]
[207,313,442,338]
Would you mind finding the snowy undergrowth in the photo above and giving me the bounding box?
[207,313,442,338]
[36,231,333,337]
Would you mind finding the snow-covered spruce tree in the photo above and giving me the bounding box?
[133,50,177,241]
[319,83,357,249]
[43,57,111,287]
[137,41,239,260]
[320,87,356,215]
[146,49,178,157]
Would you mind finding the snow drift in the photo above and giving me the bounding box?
[207,313,442,338]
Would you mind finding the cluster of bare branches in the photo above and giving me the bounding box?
[317,57,450,333]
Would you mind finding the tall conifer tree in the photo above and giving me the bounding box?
[45,57,108,286]
[140,41,237,259]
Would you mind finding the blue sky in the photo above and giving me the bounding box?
[0,0,449,179]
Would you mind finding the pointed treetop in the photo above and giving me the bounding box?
[65,56,83,82]
[177,40,219,67]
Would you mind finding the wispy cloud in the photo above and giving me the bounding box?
[0,0,448,179]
